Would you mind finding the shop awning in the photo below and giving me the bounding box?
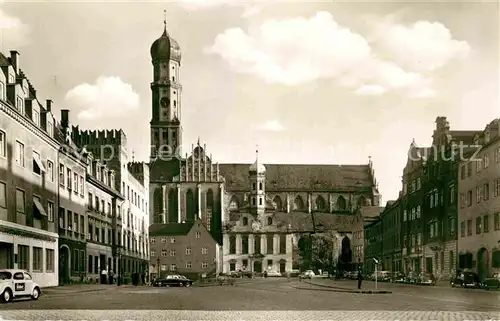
[33,153,46,172]
[33,198,48,217]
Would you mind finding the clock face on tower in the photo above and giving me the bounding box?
[160,97,169,108]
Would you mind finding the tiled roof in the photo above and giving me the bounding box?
[149,222,194,236]
[218,163,373,191]
[449,131,482,144]
[272,212,356,233]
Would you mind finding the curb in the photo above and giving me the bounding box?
[291,282,391,294]
[194,281,254,287]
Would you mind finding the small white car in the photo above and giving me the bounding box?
[0,269,41,302]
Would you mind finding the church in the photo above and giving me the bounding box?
[147,18,381,275]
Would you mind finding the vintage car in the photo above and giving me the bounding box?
[391,272,406,283]
[451,271,480,288]
[229,270,253,278]
[418,272,436,285]
[298,270,315,280]
[152,274,193,287]
[480,272,500,290]
[0,269,41,302]
[266,270,282,277]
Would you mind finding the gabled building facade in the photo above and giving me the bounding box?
[0,50,59,287]
[457,119,500,279]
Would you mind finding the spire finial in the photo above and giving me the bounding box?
[256,144,259,162]
[197,137,200,146]
[132,150,135,162]
[163,9,167,30]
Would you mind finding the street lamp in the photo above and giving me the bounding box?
[373,258,379,289]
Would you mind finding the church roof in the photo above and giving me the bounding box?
[149,222,194,236]
[274,212,356,233]
[218,163,373,191]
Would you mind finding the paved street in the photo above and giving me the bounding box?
[0,278,499,320]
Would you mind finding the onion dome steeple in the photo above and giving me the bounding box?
[150,10,181,63]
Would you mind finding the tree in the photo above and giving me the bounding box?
[296,233,337,272]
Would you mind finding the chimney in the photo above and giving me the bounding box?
[46,99,53,112]
[61,109,69,129]
[10,51,19,74]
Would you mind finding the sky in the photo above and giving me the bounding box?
[0,0,498,203]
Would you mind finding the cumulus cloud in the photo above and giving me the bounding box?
[177,0,275,17]
[373,20,470,72]
[65,76,140,120]
[206,11,468,98]
[254,120,285,132]
[0,6,31,48]
[354,85,388,96]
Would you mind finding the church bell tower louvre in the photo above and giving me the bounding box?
[150,11,183,160]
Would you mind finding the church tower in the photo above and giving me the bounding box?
[249,148,266,216]
[150,12,182,159]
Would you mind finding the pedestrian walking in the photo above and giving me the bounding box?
[108,270,114,284]
[357,270,363,289]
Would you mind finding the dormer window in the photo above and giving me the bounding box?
[16,96,23,114]
[101,167,105,183]
[32,110,40,126]
[103,169,108,185]
[47,121,53,137]
[96,164,101,180]
[8,74,14,84]
[0,81,4,100]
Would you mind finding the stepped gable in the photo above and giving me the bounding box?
[218,163,373,191]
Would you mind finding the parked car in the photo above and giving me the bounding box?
[152,274,193,287]
[391,272,405,283]
[480,272,500,290]
[0,269,41,302]
[287,269,300,277]
[451,271,480,288]
[229,270,253,278]
[418,272,436,285]
[405,272,419,284]
[299,270,315,280]
[266,271,282,277]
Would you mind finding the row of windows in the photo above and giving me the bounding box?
[123,181,147,213]
[59,207,84,233]
[459,179,500,208]
[16,245,55,272]
[228,234,286,255]
[403,177,421,195]
[460,149,500,180]
[460,213,500,237]
[404,233,422,247]
[157,261,209,271]
[0,80,54,138]
[151,247,209,257]
[0,182,55,222]
[229,194,350,212]
[150,233,201,244]
[59,163,85,197]
[403,206,421,221]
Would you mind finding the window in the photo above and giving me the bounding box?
[79,176,84,196]
[47,201,54,222]
[186,247,192,255]
[16,96,23,113]
[484,183,490,201]
[466,190,472,206]
[170,237,175,244]
[484,215,489,233]
[161,250,167,257]
[467,162,472,177]
[267,259,273,268]
[230,263,236,271]
[201,262,208,269]
[67,210,73,230]
[449,185,455,204]
[169,264,176,271]
[33,247,42,271]
[279,234,286,254]
[229,235,236,254]
[150,251,156,257]
[32,151,45,175]
[46,249,54,272]
[73,172,78,193]
[494,179,500,197]
[259,197,262,205]
[201,247,208,255]
[161,238,166,243]
[15,141,24,166]
[476,216,482,234]
[186,262,192,269]
[0,130,5,157]
[47,160,54,182]
[0,182,5,209]
[196,232,200,238]
[150,237,155,244]
[169,250,175,256]
[33,110,40,126]
[267,234,274,254]
[16,189,25,214]
[267,217,272,225]
[476,186,482,203]
[67,168,72,189]
[494,212,500,230]
[0,81,4,100]
[47,121,53,137]
[467,219,472,236]
[59,164,65,187]
[484,153,490,168]
[18,245,29,270]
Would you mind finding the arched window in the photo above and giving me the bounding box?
[273,196,282,211]
[336,196,346,211]
[153,187,163,223]
[267,217,273,225]
[315,195,326,211]
[168,188,177,223]
[186,189,195,222]
[229,196,239,211]
[293,196,304,211]
[242,217,248,226]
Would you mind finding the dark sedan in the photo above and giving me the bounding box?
[451,271,480,288]
[153,275,193,287]
[480,272,500,290]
